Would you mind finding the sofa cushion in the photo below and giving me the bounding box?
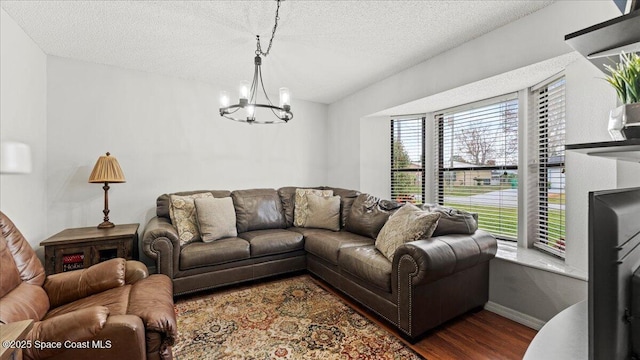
[195,197,237,242]
[294,188,333,227]
[305,231,373,265]
[288,227,331,237]
[375,203,441,261]
[339,245,392,292]
[421,204,478,236]
[231,189,286,233]
[304,194,341,231]
[169,192,213,246]
[179,238,250,270]
[156,190,231,220]
[344,194,402,239]
[238,229,304,257]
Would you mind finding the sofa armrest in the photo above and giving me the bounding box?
[392,230,497,287]
[125,260,149,284]
[44,258,126,308]
[24,306,109,360]
[142,217,180,278]
[127,274,177,359]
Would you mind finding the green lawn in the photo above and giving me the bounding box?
[443,184,512,197]
[443,202,565,243]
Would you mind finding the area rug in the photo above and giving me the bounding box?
[173,275,422,359]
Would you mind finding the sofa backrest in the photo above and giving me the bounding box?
[0,211,49,324]
[0,211,45,287]
[157,186,362,231]
[156,190,231,220]
[231,189,286,233]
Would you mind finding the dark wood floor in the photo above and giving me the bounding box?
[312,277,537,360]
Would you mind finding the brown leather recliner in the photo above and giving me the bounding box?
[0,211,177,360]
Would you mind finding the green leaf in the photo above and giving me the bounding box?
[604,52,640,104]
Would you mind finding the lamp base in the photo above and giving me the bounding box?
[97,221,115,229]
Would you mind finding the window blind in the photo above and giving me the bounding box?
[435,94,519,240]
[391,117,425,204]
[533,77,566,257]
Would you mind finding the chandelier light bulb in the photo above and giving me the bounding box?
[246,105,255,118]
[279,87,290,108]
[239,81,250,102]
[220,91,230,108]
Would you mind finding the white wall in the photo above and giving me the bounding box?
[564,58,619,272]
[0,9,48,253]
[489,261,587,323]
[359,116,390,197]
[46,57,328,263]
[617,162,640,188]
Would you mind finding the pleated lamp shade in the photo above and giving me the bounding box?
[88,152,126,183]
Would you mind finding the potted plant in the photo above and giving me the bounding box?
[606,52,640,140]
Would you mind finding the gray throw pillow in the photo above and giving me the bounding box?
[421,203,478,236]
[375,203,441,261]
[304,195,341,231]
[195,197,238,242]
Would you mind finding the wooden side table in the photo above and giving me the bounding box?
[0,320,34,360]
[40,224,139,275]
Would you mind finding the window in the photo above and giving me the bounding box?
[391,117,425,204]
[532,77,566,257]
[435,95,519,240]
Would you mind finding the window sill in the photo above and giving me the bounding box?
[494,240,587,281]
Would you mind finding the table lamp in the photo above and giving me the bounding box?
[89,152,126,229]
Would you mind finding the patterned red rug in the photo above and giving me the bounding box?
[173,274,422,359]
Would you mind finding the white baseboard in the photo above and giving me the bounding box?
[484,301,546,330]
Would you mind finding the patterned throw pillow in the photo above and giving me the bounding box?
[293,188,333,227]
[304,194,341,231]
[169,192,213,246]
[375,203,441,261]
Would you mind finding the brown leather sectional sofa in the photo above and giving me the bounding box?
[0,211,177,360]
[143,187,497,340]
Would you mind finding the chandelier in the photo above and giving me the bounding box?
[219,0,292,124]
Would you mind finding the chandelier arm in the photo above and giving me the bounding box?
[258,65,275,106]
[219,104,243,114]
[269,107,281,118]
[250,62,260,104]
[221,103,292,124]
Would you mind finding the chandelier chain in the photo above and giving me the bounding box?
[256,0,282,57]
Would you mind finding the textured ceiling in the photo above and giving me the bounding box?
[1,0,554,104]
